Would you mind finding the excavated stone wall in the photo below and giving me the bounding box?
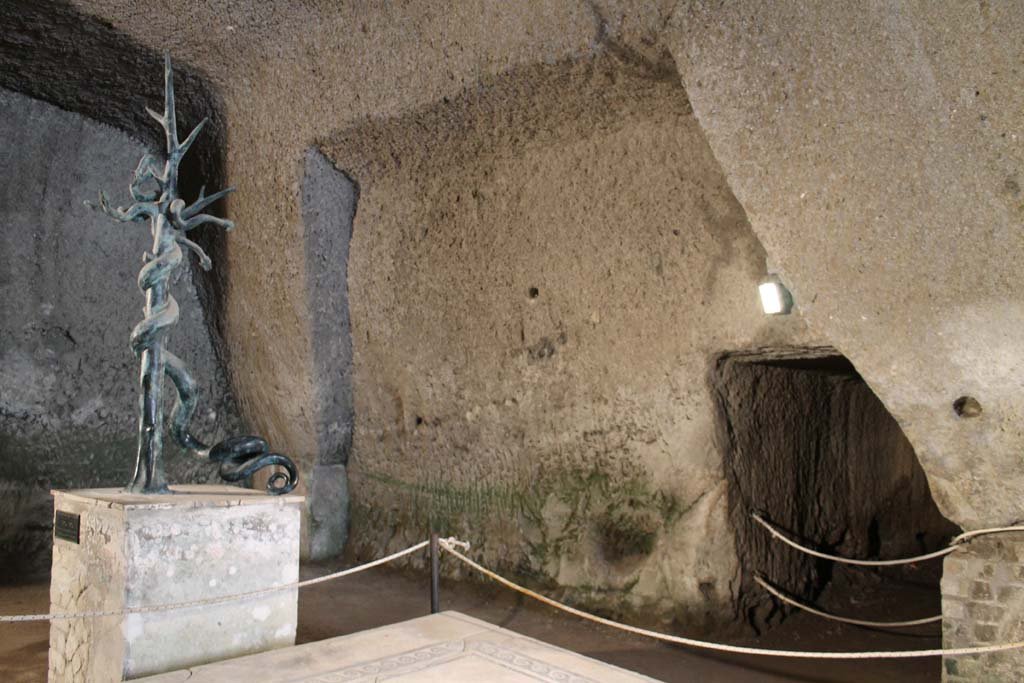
[666,3,1024,666]
[317,55,816,629]
[669,0,1024,533]
[1,0,1021,650]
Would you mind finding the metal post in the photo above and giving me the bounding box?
[430,532,440,614]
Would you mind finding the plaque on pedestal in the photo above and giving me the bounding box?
[48,486,303,682]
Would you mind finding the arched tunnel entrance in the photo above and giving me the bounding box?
[711,348,959,631]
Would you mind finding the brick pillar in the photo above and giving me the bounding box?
[941,536,1024,681]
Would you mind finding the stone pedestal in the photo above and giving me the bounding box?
[48,485,304,683]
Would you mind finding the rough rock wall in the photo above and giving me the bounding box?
[668,1,1024,529]
[0,89,243,578]
[318,55,813,628]
[0,0,230,343]
[6,0,1015,630]
[58,0,607,482]
[1,0,631,566]
[712,351,957,627]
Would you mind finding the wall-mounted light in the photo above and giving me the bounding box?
[758,277,793,315]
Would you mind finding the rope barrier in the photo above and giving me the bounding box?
[437,538,1024,659]
[7,533,1024,660]
[752,575,942,628]
[751,513,1024,567]
[0,540,429,623]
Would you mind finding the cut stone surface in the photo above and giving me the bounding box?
[134,611,656,682]
[48,485,303,682]
[329,55,814,631]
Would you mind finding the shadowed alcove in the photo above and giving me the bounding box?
[711,348,959,630]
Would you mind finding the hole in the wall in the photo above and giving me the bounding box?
[953,396,982,418]
[528,286,540,300]
[710,348,959,631]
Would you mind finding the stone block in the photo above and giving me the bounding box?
[944,599,966,620]
[48,485,303,682]
[997,585,1020,602]
[967,602,1005,624]
[973,624,997,643]
[307,464,349,560]
[969,581,993,601]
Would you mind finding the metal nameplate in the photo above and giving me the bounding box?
[54,511,80,544]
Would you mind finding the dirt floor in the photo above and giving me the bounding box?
[0,561,942,682]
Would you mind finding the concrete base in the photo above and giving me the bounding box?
[48,485,303,682]
[135,611,656,682]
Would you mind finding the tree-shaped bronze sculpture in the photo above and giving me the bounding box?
[87,55,298,495]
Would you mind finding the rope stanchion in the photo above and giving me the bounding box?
[437,538,1024,660]
[0,540,430,623]
[751,513,1024,567]
[430,532,441,614]
[753,575,941,628]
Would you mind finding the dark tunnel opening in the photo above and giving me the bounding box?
[710,348,960,631]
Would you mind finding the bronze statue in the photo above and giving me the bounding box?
[87,55,298,495]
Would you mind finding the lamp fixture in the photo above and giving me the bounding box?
[758,277,793,315]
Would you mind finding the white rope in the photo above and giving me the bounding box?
[0,540,430,623]
[752,513,1024,567]
[952,524,1024,545]
[438,538,1024,659]
[753,575,942,628]
[439,536,471,551]
[8,532,1024,659]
